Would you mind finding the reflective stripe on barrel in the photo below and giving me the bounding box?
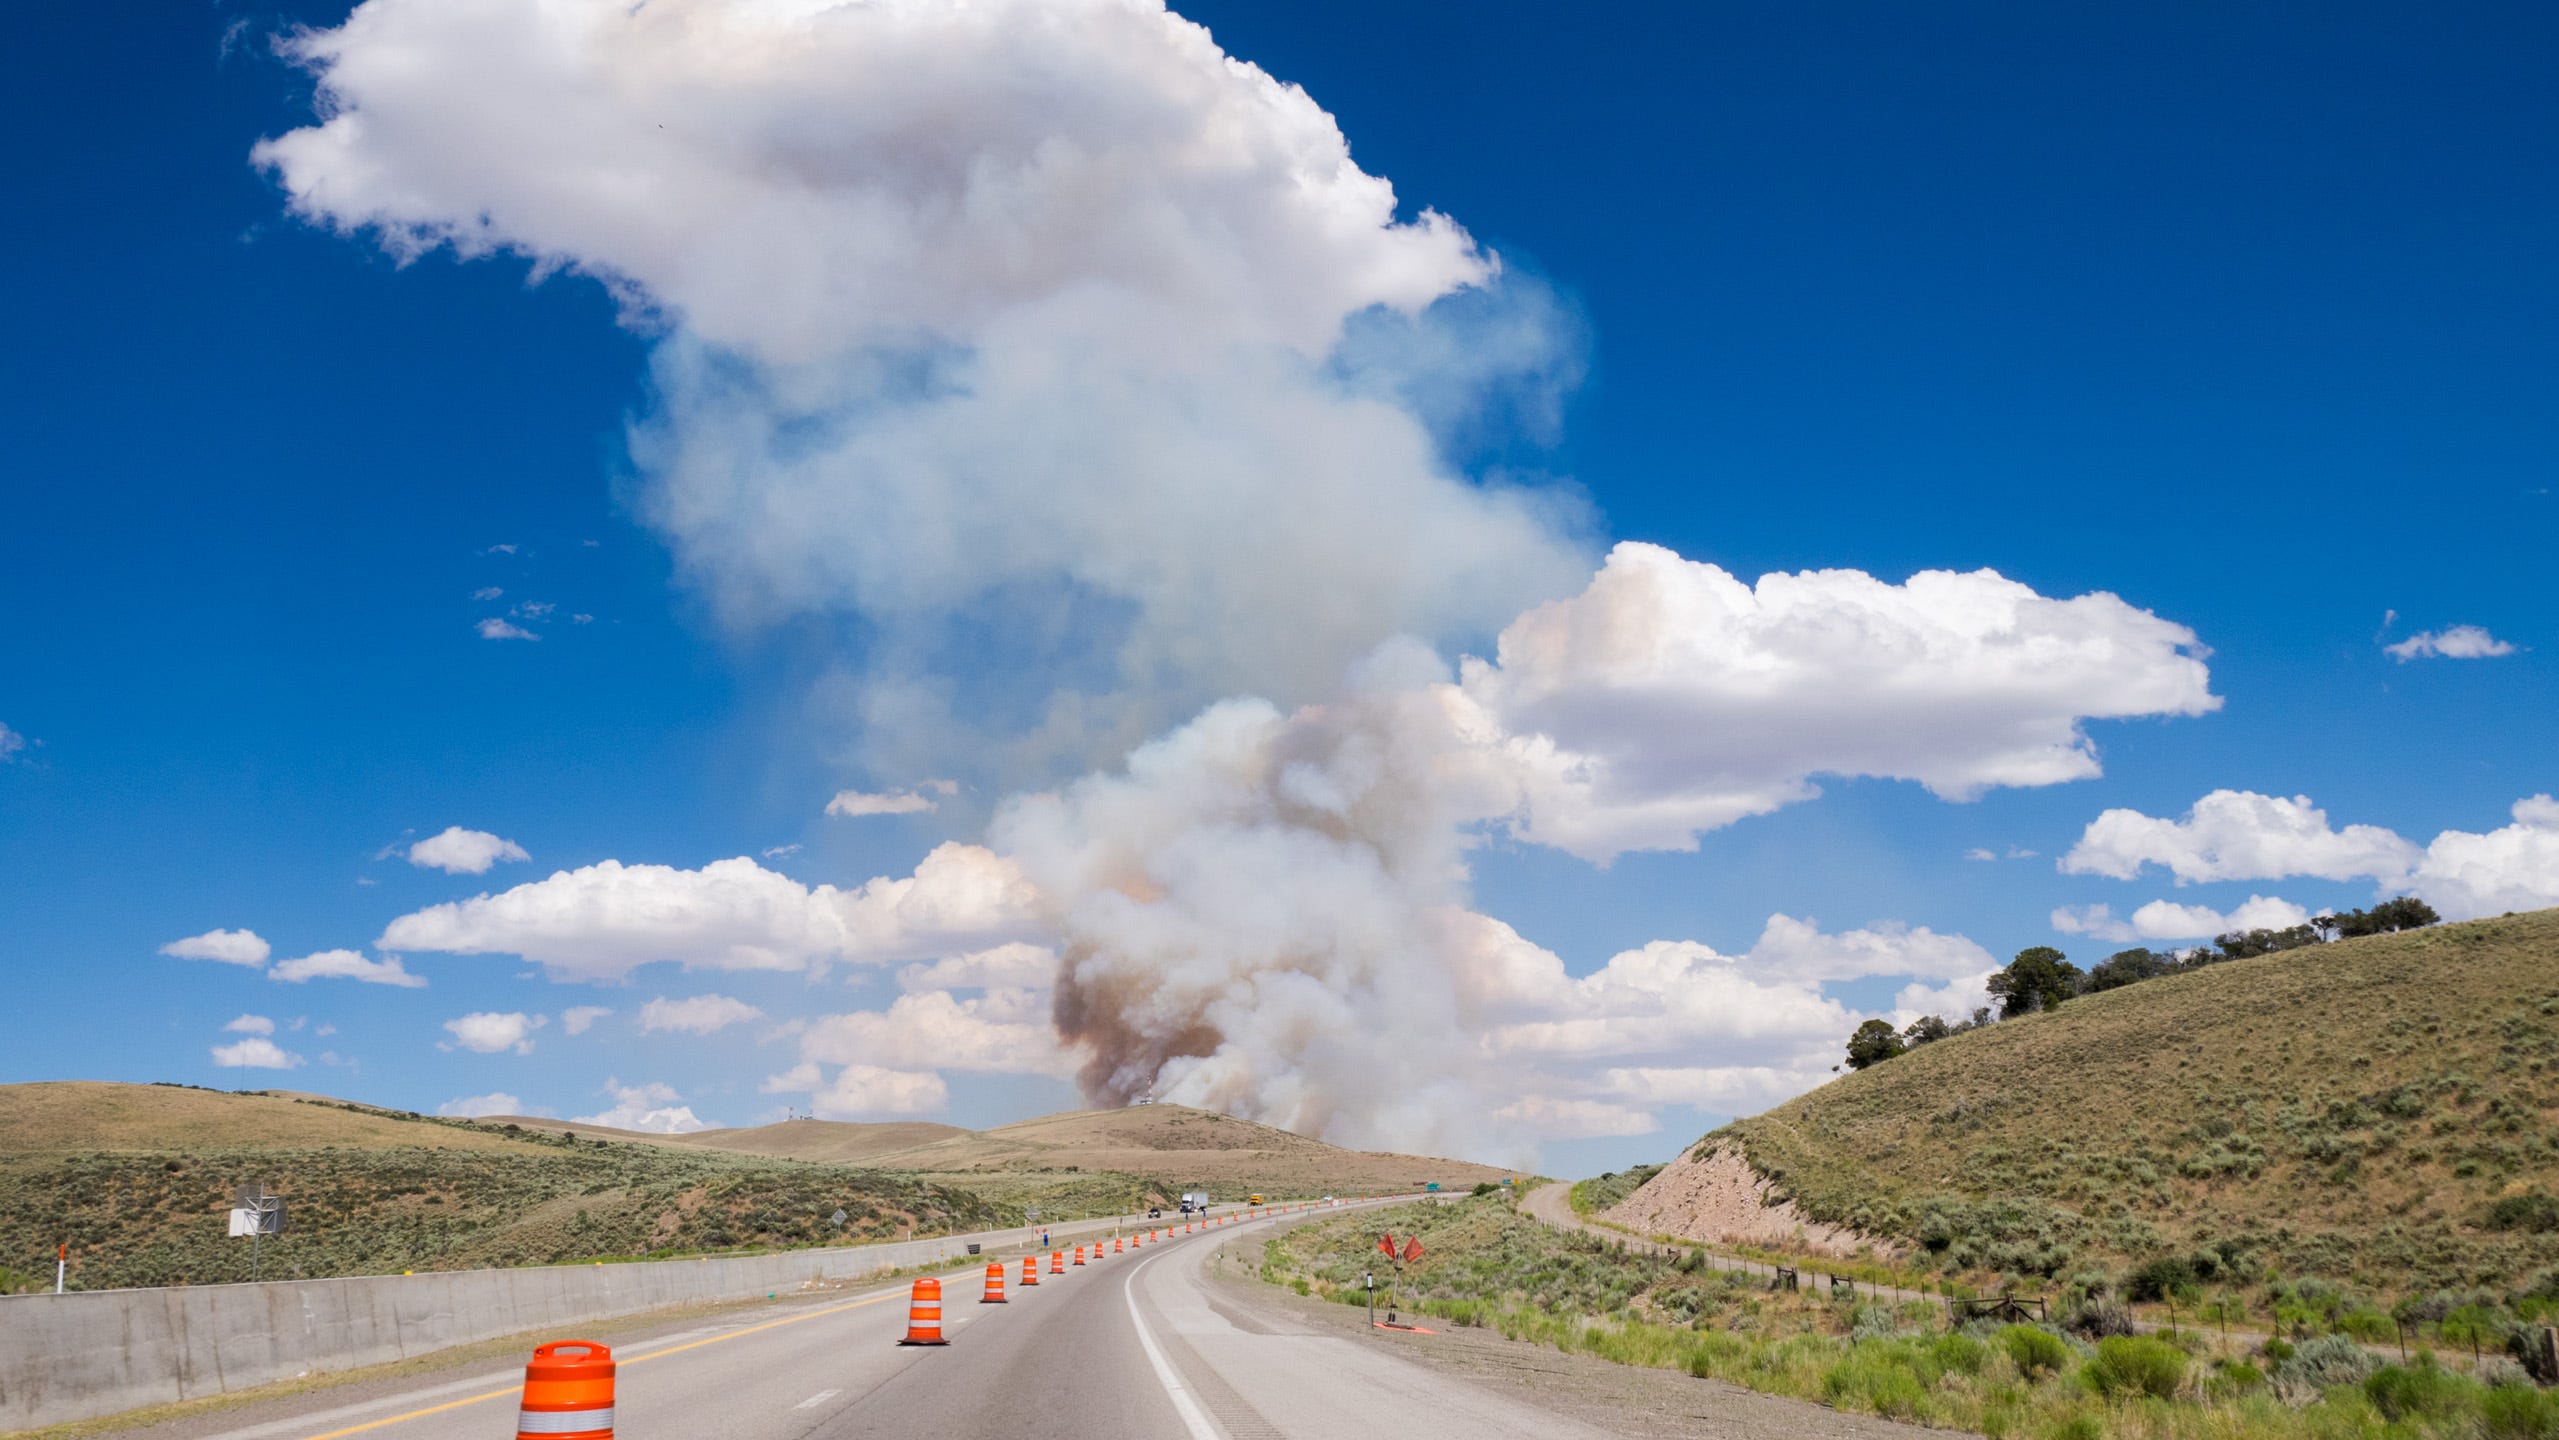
[517,1408,615,1435]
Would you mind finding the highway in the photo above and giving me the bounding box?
[79,1201,1685,1440]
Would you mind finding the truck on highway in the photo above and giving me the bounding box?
[1179,1190,1210,1214]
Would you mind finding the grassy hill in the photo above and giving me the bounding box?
[0,1085,1004,1292]
[0,1085,1512,1293]
[482,1101,1516,1202]
[1679,909,2559,1301]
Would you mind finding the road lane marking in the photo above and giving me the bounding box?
[292,1290,906,1439]
[1123,1252,1224,1440]
[793,1390,843,1409]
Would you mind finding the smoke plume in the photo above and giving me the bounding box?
[271,0,2221,1157]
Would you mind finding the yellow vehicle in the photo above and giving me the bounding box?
[1247,1193,1265,1204]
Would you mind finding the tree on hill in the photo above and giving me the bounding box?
[1844,1019,1907,1070]
[1989,946,2083,1017]
[2314,896,2441,939]
[2084,947,2177,993]
[2209,924,2323,960]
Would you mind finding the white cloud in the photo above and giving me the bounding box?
[801,987,1072,1076]
[472,586,504,601]
[222,1014,276,1035]
[2052,894,2313,943]
[802,1065,948,1119]
[560,1005,612,1036]
[210,1037,303,1069]
[0,722,26,762]
[2386,624,2519,662]
[1492,1096,1657,1139]
[760,844,801,859]
[2062,790,2420,885]
[1456,543,2221,862]
[573,1080,712,1134]
[441,1011,546,1054]
[436,1092,529,1118]
[378,842,1040,982]
[638,994,764,1036]
[825,781,956,818]
[269,949,428,987]
[477,618,539,641]
[896,942,1059,993]
[2412,796,2559,921]
[160,928,271,967]
[407,826,532,875]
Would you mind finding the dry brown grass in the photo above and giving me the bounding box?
[0,1083,541,1156]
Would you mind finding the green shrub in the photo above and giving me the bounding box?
[2363,1357,2480,1421]
[2488,1192,2559,1233]
[2125,1256,2199,1303]
[2484,1384,2559,1440]
[1998,1324,2071,1379]
[1930,1332,1989,1376]
[2272,1332,2378,1402]
[2085,1335,2186,1399]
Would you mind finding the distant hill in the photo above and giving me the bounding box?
[1621,909,2559,1300]
[0,1084,1511,1292]
[485,1101,1515,1200]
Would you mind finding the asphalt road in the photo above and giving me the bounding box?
[83,1199,1655,1440]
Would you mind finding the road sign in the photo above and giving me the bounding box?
[831,1209,848,1227]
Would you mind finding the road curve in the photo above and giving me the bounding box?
[75,1200,1633,1440]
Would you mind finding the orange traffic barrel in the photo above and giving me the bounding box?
[1113,1237,1124,1254]
[1020,1254,1039,1288]
[899,1277,948,1345]
[981,1261,1007,1304]
[1049,1249,1065,1274]
[517,1340,615,1440]
[1073,1245,1086,1267]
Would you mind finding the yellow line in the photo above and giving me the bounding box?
[295,1287,915,1440]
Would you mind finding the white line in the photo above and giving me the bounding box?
[793,1390,842,1410]
[1122,1251,1223,1440]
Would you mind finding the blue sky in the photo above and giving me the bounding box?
[1,0,2550,1174]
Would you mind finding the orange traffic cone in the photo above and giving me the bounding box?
[1021,1254,1039,1288]
[899,1278,948,1345]
[981,1261,1007,1304]
[517,1340,615,1440]
[1049,1250,1065,1274]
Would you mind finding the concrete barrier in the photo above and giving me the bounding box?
[0,1211,1148,1431]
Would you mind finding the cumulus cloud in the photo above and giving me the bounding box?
[211,1037,303,1069]
[2386,624,2519,661]
[269,949,428,987]
[638,993,764,1035]
[476,617,539,642]
[437,1092,531,1118]
[574,1080,712,1134]
[561,1005,612,1036]
[2062,790,2420,885]
[2061,790,2559,926]
[408,826,532,875]
[800,986,1072,1076]
[378,842,1040,981]
[0,721,26,762]
[2412,796,2559,920]
[442,1011,546,1054]
[803,1064,949,1119]
[1460,543,2220,861]
[896,942,1059,993]
[826,781,956,818]
[223,1014,276,1035]
[2052,894,2313,943]
[160,928,271,967]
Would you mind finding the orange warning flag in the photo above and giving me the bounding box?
[1377,1233,1396,1257]
[1402,1237,1424,1264]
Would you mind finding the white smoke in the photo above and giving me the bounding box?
[256,0,1592,772]
[267,0,2226,1158]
